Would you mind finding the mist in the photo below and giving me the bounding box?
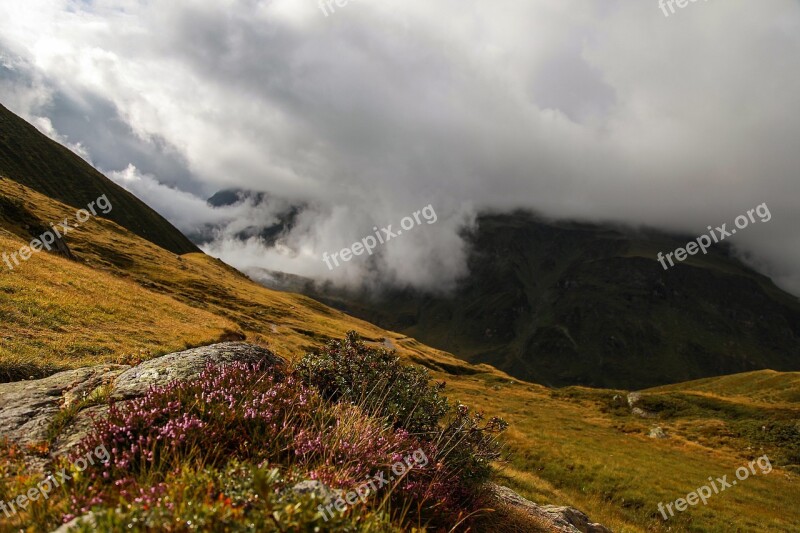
[1,0,798,294]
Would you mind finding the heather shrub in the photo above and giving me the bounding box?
[69,359,477,529]
[72,361,315,484]
[295,331,449,435]
[69,461,399,533]
[435,405,509,488]
[296,332,508,488]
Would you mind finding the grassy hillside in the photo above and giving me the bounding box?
[0,177,480,380]
[646,369,800,406]
[2,179,799,530]
[1,107,798,530]
[0,103,198,254]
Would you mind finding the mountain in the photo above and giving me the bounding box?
[179,187,302,246]
[1,107,798,532]
[287,212,800,389]
[0,103,198,254]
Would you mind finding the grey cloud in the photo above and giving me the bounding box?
[0,0,799,294]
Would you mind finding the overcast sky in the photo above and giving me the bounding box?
[1,0,799,294]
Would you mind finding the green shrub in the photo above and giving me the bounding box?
[295,331,449,436]
[295,332,508,488]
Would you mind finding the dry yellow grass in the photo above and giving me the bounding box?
[2,177,798,532]
[0,229,239,379]
[0,177,480,376]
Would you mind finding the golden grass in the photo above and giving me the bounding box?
[647,369,800,406]
[2,177,798,531]
[0,177,479,376]
[447,378,800,532]
[0,230,238,379]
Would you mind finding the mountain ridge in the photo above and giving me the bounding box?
[262,211,800,389]
[0,103,198,254]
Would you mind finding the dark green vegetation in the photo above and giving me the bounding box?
[297,332,508,488]
[306,213,800,389]
[0,104,197,254]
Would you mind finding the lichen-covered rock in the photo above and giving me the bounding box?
[111,342,284,400]
[0,366,127,448]
[490,484,612,533]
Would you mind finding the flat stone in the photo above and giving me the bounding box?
[0,366,126,448]
[490,484,611,533]
[111,342,284,400]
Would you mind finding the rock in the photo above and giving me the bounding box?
[649,426,668,439]
[627,393,658,418]
[490,484,611,533]
[626,392,641,407]
[0,343,284,466]
[631,407,656,419]
[111,342,284,400]
[0,366,127,448]
[539,505,612,533]
[291,480,342,503]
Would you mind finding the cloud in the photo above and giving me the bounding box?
[1,0,799,294]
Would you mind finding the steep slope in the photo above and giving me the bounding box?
[299,212,800,389]
[0,177,480,381]
[0,103,198,254]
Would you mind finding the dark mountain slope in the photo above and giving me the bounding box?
[291,212,800,389]
[0,103,198,254]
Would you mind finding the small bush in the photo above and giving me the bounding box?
[295,331,449,436]
[69,357,479,529]
[296,332,508,488]
[435,404,509,488]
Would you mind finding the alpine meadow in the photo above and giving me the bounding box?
[1,1,799,532]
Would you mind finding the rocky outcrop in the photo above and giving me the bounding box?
[0,342,284,466]
[110,342,284,400]
[0,366,126,448]
[627,392,656,419]
[490,484,612,533]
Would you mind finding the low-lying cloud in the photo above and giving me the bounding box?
[1,0,799,294]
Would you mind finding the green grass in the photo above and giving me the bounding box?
[450,377,800,532]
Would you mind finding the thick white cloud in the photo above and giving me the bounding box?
[1,0,799,293]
